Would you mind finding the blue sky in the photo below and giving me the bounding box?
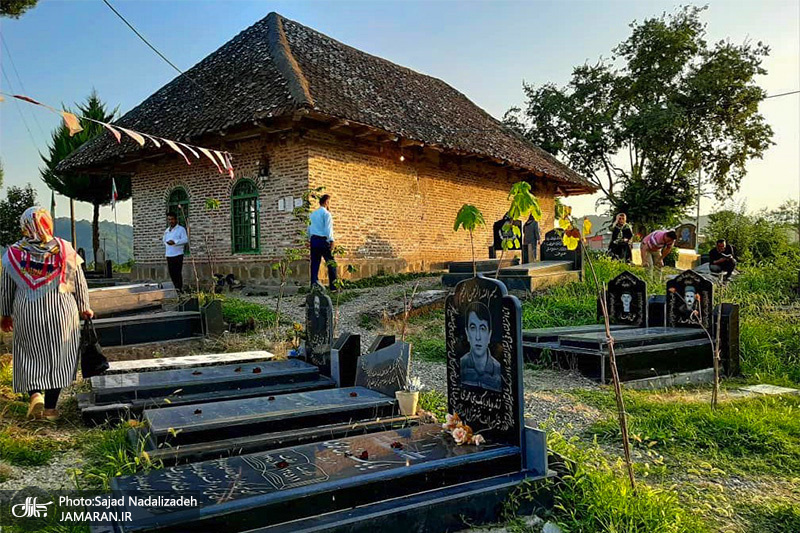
[1,0,798,225]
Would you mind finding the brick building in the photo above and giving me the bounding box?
[61,12,595,284]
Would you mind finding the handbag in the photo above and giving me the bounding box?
[80,318,109,378]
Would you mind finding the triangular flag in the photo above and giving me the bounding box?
[178,142,200,159]
[212,150,228,170]
[141,133,161,148]
[223,152,234,178]
[13,94,44,106]
[164,139,191,165]
[61,112,83,136]
[198,147,222,173]
[118,127,146,147]
[101,122,122,143]
[111,178,118,211]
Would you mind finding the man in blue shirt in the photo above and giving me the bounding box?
[308,194,338,290]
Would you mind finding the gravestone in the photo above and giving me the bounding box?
[666,270,713,330]
[305,284,334,375]
[648,295,666,328]
[540,229,581,270]
[675,223,697,250]
[331,332,361,387]
[95,247,106,272]
[354,341,411,397]
[367,334,395,353]
[715,303,740,376]
[77,248,87,271]
[445,275,524,444]
[603,271,647,327]
[492,217,523,252]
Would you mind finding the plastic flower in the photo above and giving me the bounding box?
[452,426,468,445]
[442,413,461,431]
[472,434,485,446]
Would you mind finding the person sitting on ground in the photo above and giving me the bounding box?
[608,213,633,263]
[0,207,93,421]
[639,229,677,277]
[709,239,737,281]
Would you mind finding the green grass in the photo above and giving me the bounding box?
[330,289,362,305]
[575,389,800,477]
[742,500,800,533]
[548,432,709,533]
[221,296,278,326]
[405,308,446,362]
[0,428,58,466]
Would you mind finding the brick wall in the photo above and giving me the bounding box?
[129,130,559,283]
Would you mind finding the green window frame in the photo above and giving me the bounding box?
[167,187,190,255]
[231,179,260,254]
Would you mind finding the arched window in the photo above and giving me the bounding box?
[167,187,189,227]
[231,179,260,253]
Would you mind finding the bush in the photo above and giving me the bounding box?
[706,206,797,263]
[221,297,277,326]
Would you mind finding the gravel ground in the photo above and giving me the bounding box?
[0,450,82,491]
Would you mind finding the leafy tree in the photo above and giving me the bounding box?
[767,199,800,241]
[0,159,4,189]
[453,204,486,276]
[505,6,773,233]
[0,184,36,246]
[0,0,38,18]
[41,91,131,261]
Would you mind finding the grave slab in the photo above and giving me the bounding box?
[89,283,177,318]
[144,387,396,448]
[355,341,411,397]
[558,327,706,351]
[99,424,522,533]
[104,351,275,375]
[738,384,799,396]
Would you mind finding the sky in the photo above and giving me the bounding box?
[1,0,798,225]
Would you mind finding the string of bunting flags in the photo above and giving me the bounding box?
[0,92,235,177]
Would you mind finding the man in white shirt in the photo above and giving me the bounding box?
[308,194,338,290]
[163,212,189,291]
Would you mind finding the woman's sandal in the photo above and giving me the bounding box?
[27,393,44,419]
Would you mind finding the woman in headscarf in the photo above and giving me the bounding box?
[0,207,93,421]
[608,213,633,263]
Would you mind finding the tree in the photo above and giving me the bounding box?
[0,159,4,189]
[505,6,773,233]
[0,0,38,18]
[0,184,36,246]
[767,199,800,241]
[41,91,131,261]
[453,204,486,277]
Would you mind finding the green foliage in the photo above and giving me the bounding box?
[204,197,221,210]
[505,6,773,232]
[0,0,38,18]
[73,425,161,491]
[507,181,541,221]
[453,204,486,233]
[418,389,447,421]
[0,184,36,246]
[576,390,800,476]
[707,205,797,263]
[549,432,708,532]
[766,199,800,241]
[221,297,278,326]
[0,428,57,466]
[409,336,446,363]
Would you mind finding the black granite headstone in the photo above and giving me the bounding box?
[305,284,334,374]
[540,229,581,270]
[354,341,411,397]
[675,223,697,250]
[648,295,666,328]
[714,303,740,376]
[603,271,647,327]
[445,275,524,445]
[492,217,523,252]
[367,334,395,353]
[201,299,225,337]
[666,270,713,330]
[331,332,361,387]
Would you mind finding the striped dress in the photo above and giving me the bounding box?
[1,252,90,393]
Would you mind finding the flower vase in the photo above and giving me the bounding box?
[395,390,419,416]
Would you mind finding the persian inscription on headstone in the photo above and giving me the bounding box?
[445,275,523,445]
[604,271,647,327]
[675,223,697,250]
[492,217,523,251]
[354,342,411,397]
[539,229,580,270]
[305,284,334,374]
[666,269,713,330]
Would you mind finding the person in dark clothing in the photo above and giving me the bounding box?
[709,239,736,281]
[308,194,338,291]
[608,213,633,263]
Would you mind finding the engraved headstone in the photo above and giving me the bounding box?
[604,271,647,327]
[715,303,740,376]
[445,275,523,445]
[354,341,411,397]
[367,334,395,354]
[675,223,697,250]
[331,332,361,387]
[305,284,334,374]
[666,270,713,330]
[492,216,522,252]
[540,229,581,269]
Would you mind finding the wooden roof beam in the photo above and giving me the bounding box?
[399,138,424,148]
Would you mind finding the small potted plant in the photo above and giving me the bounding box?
[396,376,422,416]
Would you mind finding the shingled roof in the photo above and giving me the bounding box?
[60,12,595,193]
